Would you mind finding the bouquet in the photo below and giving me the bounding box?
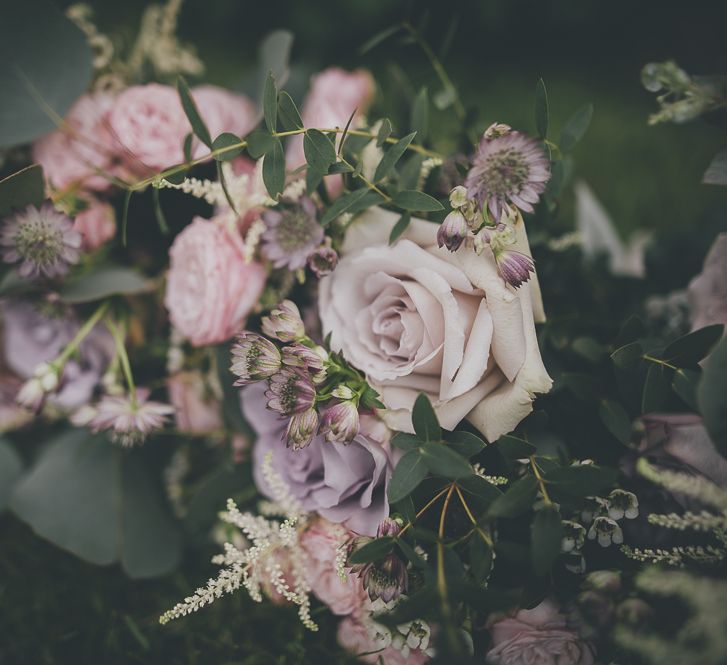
[2,3,727,664]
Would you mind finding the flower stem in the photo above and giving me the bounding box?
[55,301,109,367]
[106,318,137,407]
[530,456,552,505]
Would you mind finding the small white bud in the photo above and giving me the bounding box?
[449,185,468,209]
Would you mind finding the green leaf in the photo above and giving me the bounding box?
[544,464,618,499]
[277,91,303,130]
[598,399,632,445]
[376,118,393,147]
[421,442,471,479]
[11,430,181,577]
[60,266,150,303]
[391,432,420,451]
[412,393,441,442]
[388,450,428,503]
[497,434,536,460]
[320,188,370,226]
[389,212,412,245]
[445,431,486,458]
[0,439,23,511]
[346,191,385,215]
[177,77,212,148]
[611,341,643,369]
[457,474,503,510]
[703,148,727,185]
[183,132,194,163]
[663,324,724,367]
[560,103,594,152]
[151,187,169,234]
[642,362,672,412]
[304,129,337,171]
[410,87,429,142]
[393,190,444,212]
[360,24,401,54]
[531,505,562,576]
[212,132,243,161]
[396,537,427,568]
[262,137,285,198]
[246,130,276,158]
[348,536,395,565]
[399,154,427,190]
[374,132,417,181]
[263,71,278,133]
[697,336,727,458]
[469,535,494,582]
[488,475,538,518]
[0,0,93,148]
[328,162,354,174]
[673,368,700,409]
[534,78,549,139]
[0,164,44,216]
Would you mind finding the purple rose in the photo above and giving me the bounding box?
[241,382,396,536]
[688,232,727,330]
[1,301,113,410]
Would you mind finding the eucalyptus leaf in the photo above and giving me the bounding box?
[320,188,370,226]
[412,393,441,442]
[389,212,412,245]
[391,432,420,451]
[374,132,416,182]
[277,91,303,130]
[469,533,494,582]
[388,450,428,503]
[177,77,212,148]
[663,324,724,367]
[544,464,618,499]
[212,133,244,161]
[256,30,293,98]
[642,362,672,413]
[376,118,393,147]
[304,129,336,171]
[497,434,536,460]
[673,368,700,409]
[411,87,429,142]
[611,341,643,369]
[531,505,562,576]
[560,103,594,153]
[0,439,23,511]
[0,164,45,216]
[263,71,278,133]
[697,336,727,458]
[488,475,538,518]
[246,130,276,158]
[262,137,285,198]
[421,442,471,479]
[598,399,632,445]
[60,266,150,303]
[445,431,486,458]
[348,536,395,565]
[393,190,444,212]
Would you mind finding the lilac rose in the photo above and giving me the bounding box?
[241,381,395,536]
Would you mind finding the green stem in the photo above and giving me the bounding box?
[55,302,110,367]
[643,354,678,371]
[530,456,552,505]
[339,156,392,202]
[106,318,137,407]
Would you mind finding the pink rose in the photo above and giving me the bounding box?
[487,600,594,665]
[318,207,552,442]
[337,617,430,665]
[688,232,727,330]
[192,85,257,140]
[73,199,116,251]
[300,518,366,616]
[32,93,118,191]
[108,84,199,172]
[167,371,224,435]
[165,217,266,346]
[287,68,375,196]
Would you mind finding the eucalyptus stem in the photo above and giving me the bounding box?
[436,484,456,621]
[339,156,392,202]
[529,456,553,505]
[397,485,451,537]
[455,485,494,546]
[643,354,678,371]
[55,301,110,367]
[106,318,137,407]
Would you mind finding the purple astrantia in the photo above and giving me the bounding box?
[493,248,536,289]
[0,203,82,279]
[261,197,324,270]
[242,381,396,536]
[261,299,306,343]
[1,300,114,410]
[230,332,282,385]
[465,130,550,223]
[319,400,360,443]
[265,367,316,416]
[437,210,469,252]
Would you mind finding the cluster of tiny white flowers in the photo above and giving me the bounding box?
[648,510,727,533]
[243,219,267,264]
[547,231,583,252]
[621,544,726,566]
[637,458,727,512]
[417,157,444,190]
[473,463,508,485]
[66,4,114,70]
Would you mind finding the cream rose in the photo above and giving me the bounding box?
[318,207,551,442]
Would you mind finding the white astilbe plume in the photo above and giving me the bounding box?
[160,453,318,630]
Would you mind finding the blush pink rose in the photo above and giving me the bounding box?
[73,199,116,251]
[337,617,430,665]
[192,85,257,140]
[108,83,200,172]
[487,600,594,665]
[165,217,266,346]
[300,518,366,616]
[167,371,224,435]
[318,207,552,442]
[32,93,118,191]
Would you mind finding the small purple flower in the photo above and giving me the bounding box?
[282,343,327,383]
[1,203,82,279]
[351,518,408,603]
[230,332,281,385]
[465,130,550,223]
[308,246,339,277]
[265,368,316,416]
[320,400,360,443]
[493,248,535,288]
[261,197,324,270]
[437,210,469,252]
[285,407,319,450]
[261,300,305,343]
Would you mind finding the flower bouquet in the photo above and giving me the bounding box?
[2,2,727,664]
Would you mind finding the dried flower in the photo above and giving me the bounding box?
[465,131,550,223]
[230,332,281,385]
[1,203,82,278]
[308,246,339,277]
[320,400,360,444]
[261,198,324,270]
[436,210,469,252]
[266,368,316,416]
[285,407,319,450]
[89,389,174,446]
[261,300,305,343]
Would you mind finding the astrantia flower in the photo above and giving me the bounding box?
[436,210,469,252]
[285,407,319,450]
[465,130,550,223]
[261,300,306,343]
[89,390,175,446]
[262,198,324,270]
[308,246,339,277]
[231,332,282,385]
[1,203,82,278]
[320,400,360,443]
[282,343,327,383]
[493,248,535,288]
[351,519,408,603]
[265,368,316,416]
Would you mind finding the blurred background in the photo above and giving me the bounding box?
[2,1,726,663]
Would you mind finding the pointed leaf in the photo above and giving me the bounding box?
[376,118,393,147]
[663,324,724,367]
[320,188,370,226]
[263,70,278,133]
[673,368,700,409]
[348,536,395,565]
[697,336,727,458]
[421,441,471,479]
[304,129,336,170]
[560,103,593,152]
[445,430,486,458]
[531,505,562,576]
[177,77,211,147]
[488,475,538,518]
[410,87,429,142]
[393,190,443,212]
[374,132,416,181]
[262,137,285,198]
[598,399,632,445]
[389,212,411,245]
[412,393,441,442]
[277,91,303,130]
[388,450,428,503]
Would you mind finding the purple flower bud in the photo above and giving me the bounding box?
[376,517,403,538]
[282,343,327,383]
[319,400,360,443]
[361,551,409,603]
[308,246,339,277]
[285,407,319,450]
[261,300,305,343]
[436,210,468,252]
[265,368,316,416]
[493,248,535,288]
[230,332,281,385]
